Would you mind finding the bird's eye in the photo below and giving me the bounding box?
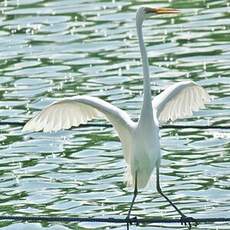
[144,7,153,14]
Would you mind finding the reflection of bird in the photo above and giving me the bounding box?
[23,7,210,229]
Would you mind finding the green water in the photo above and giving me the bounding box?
[0,0,229,229]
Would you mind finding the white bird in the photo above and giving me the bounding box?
[23,7,210,229]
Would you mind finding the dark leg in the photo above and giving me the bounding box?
[156,167,197,229]
[126,172,138,230]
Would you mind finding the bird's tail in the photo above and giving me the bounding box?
[124,166,154,189]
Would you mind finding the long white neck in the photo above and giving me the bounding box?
[136,10,153,126]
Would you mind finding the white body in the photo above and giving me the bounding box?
[23,8,210,189]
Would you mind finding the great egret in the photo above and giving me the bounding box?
[23,7,210,229]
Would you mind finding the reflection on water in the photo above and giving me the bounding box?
[0,0,229,229]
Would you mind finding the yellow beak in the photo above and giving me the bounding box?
[152,8,179,14]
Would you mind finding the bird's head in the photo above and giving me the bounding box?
[136,7,179,23]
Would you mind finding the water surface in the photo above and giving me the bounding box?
[0,0,229,229]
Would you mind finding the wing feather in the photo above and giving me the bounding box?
[23,96,135,161]
[23,95,135,162]
[153,80,210,123]
[24,97,106,132]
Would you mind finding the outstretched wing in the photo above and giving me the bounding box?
[152,81,210,123]
[23,96,135,162]
[23,95,134,133]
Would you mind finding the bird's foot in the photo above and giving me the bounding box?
[126,216,139,226]
[180,215,198,229]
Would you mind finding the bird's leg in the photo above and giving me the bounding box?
[156,167,198,229]
[126,172,138,229]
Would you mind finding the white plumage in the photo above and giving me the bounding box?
[23,8,210,190]
[153,80,210,123]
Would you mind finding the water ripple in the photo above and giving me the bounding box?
[0,0,229,229]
